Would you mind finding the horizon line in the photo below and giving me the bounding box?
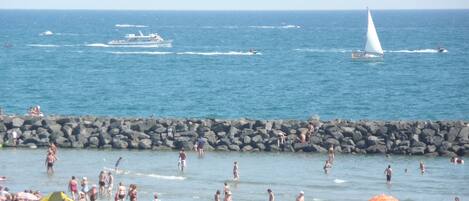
[1,8,469,11]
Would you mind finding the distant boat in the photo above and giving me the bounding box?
[108,31,171,46]
[352,8,384,59]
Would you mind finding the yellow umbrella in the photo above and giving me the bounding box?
[369,194,399,201]
[40,192,73,201]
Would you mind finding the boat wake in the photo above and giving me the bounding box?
[109,51,172,55]
[294,48,350,53]
[115,24,148,28]
[177,51,260,56]
[333,179,347,184]
[86,43,171,48]
[386,49,446,53]
[249,25,301,29]
[103,166,185,180]
[109,51,260,56]
[27,44,60,47]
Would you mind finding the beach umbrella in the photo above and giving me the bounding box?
[369,194,399,201]
[16,192,39,201]
[40,192,73,201]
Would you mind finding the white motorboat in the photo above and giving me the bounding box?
[108,31,171,45]
[352,8,384,59]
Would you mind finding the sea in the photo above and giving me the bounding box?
[0,149,468,201]
[0,10,468,120]
[0,10,469,201]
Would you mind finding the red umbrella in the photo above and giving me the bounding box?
[369,194,399,201]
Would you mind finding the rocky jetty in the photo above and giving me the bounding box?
[1,115,468,156]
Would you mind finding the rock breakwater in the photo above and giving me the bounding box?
[1,115,468,156]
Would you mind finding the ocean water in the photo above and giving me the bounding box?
[0,149,467,201]
[0,10,469,120]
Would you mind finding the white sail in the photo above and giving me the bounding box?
[364,9,383,55]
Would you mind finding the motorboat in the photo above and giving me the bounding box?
[352,8,384,59]
[249,49,258,54]
[437,47,448,53]
[108,31,171,45]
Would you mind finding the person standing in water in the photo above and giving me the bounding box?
[233,161,239,181]
[323,160,332,174]
[178,148,187,172]
[384,165,393,184]
[107,172,114,197]
[419,161,426,174]
[328,145,335,163]
[296,191,304,201]
[115,182,126,201]
[197,137,205,157]
[214,190,221,201]
[267,189,275,201]
[68,176,79,201]
[98,171,107,196]
[45,152,57,174]
[223,182,230,197]
[114,157,123,172]
[224,191,232,201]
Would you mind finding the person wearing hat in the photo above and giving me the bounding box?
[296,191,304,201]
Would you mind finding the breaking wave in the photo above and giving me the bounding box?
[249,25,301,29]
[333,179,347,184]
[115,24,149,28]
[27,44,60,47]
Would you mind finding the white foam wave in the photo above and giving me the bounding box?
[333,179,347,184]
[177,51,260,56]
[109,51,172,55]
[39,30,54,36]
[386,49,445,53]
[249,25,301,29]
[115,24,148,28]
[86,43,172,48]
[294,48,349,53]
[147,174,185,180]
[86,43,109,47]
[27,44,59,47]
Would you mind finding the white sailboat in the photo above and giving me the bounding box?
[352,8,384,59]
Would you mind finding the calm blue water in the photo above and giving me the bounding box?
[1,10,469,120]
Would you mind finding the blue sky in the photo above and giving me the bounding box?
[1,0,469,10]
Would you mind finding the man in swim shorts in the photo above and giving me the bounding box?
[178,148,187,171]
[45,152,57,174]
[384,165,392,183]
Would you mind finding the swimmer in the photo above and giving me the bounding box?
[419,161,425,174]
[115,182,126,201]
[107,172,114,196]
[384,165,393,184]
[98,171,107,195]
[178,148,187,172]
[114,157,123,172]
[267,189,275,201]
[224,191,232,201]
[214,190,221,201]
[154,192,160,201]
[233,161,239,181]
[223,182,230,196]
[0,177,6,181]
[296,191,304,201]
[323,160,332,174]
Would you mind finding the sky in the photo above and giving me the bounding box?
[1,0,469,10]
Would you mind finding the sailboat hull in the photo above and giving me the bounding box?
[351,51,383,59]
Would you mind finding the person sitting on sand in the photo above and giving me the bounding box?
[267,189,275,201]
[296,191,304,201]
[323,160,332,174]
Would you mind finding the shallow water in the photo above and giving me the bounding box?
[1,10,469,120]
[0,148,467,201]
